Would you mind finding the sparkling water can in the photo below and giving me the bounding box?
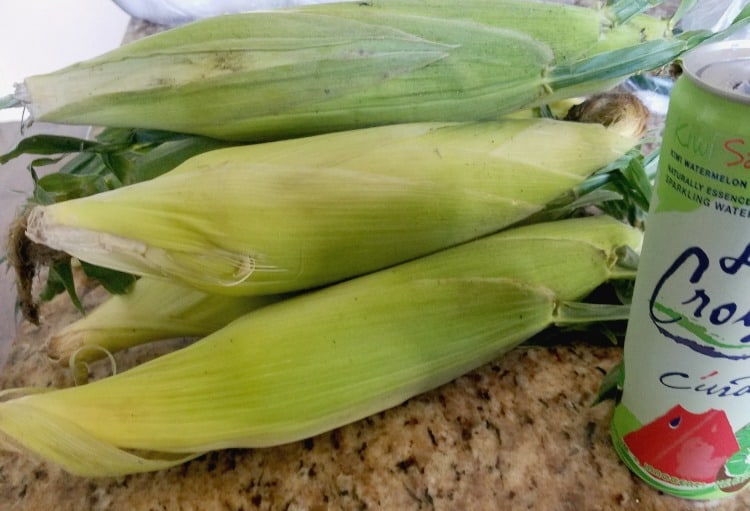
[611,40,750,500]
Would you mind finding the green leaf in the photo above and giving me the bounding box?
[0,135,99,164]
[612,278,636,305]
[36,173,110,203]
[40,260,84,314]
[525,146,655,225]
[733,3,750,25]
[100,152,135,184]
[607,0,663,25]
[621,154,653,207]
[57,152,106,176]
[131,136,232,183]
[93,127,137,145]
[79,262,136,295]
[1,125,234,306]
[32,185,56,206]
[593,362,623,404]
[28,156,64,168]
[550,24,725,93]
[581,148,657,225]
[131,129,194,145]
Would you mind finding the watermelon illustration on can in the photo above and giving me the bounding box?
[611,41,750,499]
[623,406,739,484]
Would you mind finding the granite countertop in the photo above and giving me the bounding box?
[2,276,750,510]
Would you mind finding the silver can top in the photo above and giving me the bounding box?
[682,40,750,104]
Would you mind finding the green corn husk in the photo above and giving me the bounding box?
[6,0,701,142]
[23,117,636,296]
[46,277,284,367]
[0,215,641,477]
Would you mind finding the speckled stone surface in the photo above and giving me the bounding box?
[2,279,750,511]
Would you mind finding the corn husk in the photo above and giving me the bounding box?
[46,277,284,367]
[24,118,636,296]
[0,215,641,477]
[8,0,695,141]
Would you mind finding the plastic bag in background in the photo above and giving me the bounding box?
[677,0,750,34]
[623,0,750,116]
[115,0,750,29]
[111,0,354,25]
[622,75,674,118]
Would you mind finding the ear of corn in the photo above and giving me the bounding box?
[0,215,642,477]
[23,118,636,296]
[317,0,669,60]
[9,0,693,142]
[46,277,283,367]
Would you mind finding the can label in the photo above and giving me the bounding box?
[612,41,750,500]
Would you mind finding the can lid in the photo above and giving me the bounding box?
[682,40,750,104]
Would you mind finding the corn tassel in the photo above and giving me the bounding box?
[0,215,641,477]
[7,0,687,141]
[46,277,283,367]
[24,118,636,296]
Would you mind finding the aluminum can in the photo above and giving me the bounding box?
[611,40,750,500]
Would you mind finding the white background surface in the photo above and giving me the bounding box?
[0,1,131,371]
[0,0,131,121]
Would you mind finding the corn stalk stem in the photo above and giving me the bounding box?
[555,301,631,325]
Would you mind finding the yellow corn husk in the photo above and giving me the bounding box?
[9,0,680,141]
[46,277,284,367]
[24,118,636,296]
[0,215,642,477]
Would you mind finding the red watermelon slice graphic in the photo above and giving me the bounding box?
[623,405,739,483]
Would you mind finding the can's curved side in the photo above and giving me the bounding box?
[612,40,750,501]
